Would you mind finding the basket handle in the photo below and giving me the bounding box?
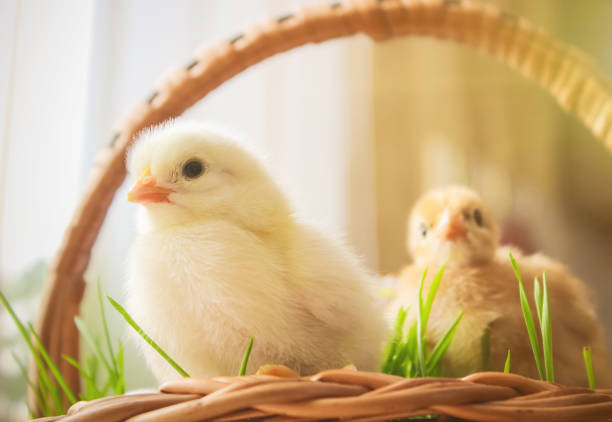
[30,0,612,412]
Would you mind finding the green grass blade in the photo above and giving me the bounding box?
[29,323,77,405]
[426,311,463,374]
[62,355,101,400]
[108,296,190,377]
[405,323,417,362]
[86,355,100,394]
[407,363,418,378]
[379,266,458,380]
[534,277,543,325]
[97,377,112,398]
[63,355,96,400]
[74,317,113,376]
[0,291,62,414]
[541,274,554,383]
[12,351,49,416]
[504,350,511,373]
[381,307,408,373]
[423,265,445,327]
[391,339,411,376]
[97,279,118,378]
[509,252,544,380]
[25,401,35,419]
[481,326,490,371]
[388,319,416,377]
[428,361,442,377]
[380,347,397,374]
[416,268,428,377]
[39,372,63,416]
[239,337,254,376]
[115,340,125,395]
[582,347,596,389]
[381,308,403,369]
[0,291,30,345]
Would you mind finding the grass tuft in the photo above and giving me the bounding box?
[12,351,47,417]
[29,324,77,405]
[3,282,253,417]
[0,290,63,414]
[510,252,545,380]
[381,307,407,374]
[510,253,557,383]
[382,266,463,378]
[1,283,128,416]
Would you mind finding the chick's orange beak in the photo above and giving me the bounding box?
[127,166,173,203]
[442,213,467,241]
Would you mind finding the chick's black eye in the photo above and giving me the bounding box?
[419,223,428,237]
[182,159,204,179]
[473,208,483,227]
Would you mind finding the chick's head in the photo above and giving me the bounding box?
[127,122,290,231]
[408,186,500,268]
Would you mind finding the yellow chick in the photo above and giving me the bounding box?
[125,122,385,382]
[391,185,611,387]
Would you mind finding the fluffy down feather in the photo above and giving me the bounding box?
[125,122,385,382]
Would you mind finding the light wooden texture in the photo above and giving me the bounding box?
[29,0,612,417]
[34,369,612,422]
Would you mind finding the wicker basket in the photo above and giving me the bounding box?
[29,0,612,421]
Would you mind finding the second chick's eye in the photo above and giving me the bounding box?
[182,159,205,179]
[473,208,483,227]
[419,223,428,237]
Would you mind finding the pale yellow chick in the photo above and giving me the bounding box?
[125,122,385,383]
[391,185,611,387]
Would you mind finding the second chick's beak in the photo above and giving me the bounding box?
[440,210,467,241]
[127,166,174,203]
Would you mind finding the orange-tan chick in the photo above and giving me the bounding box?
[390,185,611,387]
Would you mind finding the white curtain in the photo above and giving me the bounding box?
[0,0,95,277]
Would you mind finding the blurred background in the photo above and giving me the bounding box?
[1,0,612,419]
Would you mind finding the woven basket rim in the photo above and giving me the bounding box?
[36,369,612,421]
[28,0,612,420]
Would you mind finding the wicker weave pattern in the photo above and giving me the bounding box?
[30,0,612,414]
[38,370,612,422]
